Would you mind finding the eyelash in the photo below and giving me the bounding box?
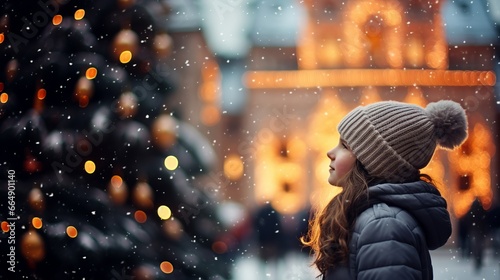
[341,142,348,149]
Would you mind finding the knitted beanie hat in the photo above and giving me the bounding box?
[338,100,468,183]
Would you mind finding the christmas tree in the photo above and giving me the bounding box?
[0,1,231,279]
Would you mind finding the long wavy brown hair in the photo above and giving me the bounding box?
[301,160,434,276]
[300,160,379,275]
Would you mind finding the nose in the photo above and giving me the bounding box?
[326,148,335,160]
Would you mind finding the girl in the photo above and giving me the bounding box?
[302,100,468,280]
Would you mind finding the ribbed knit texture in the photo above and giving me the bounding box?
[338,101,438,183]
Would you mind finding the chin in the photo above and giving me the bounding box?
[328,177,337,186]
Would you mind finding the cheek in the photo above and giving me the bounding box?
[337,156,356,176]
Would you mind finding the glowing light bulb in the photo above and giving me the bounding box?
[85,67,97,80]
[0,93,8,103]
[66,226,78,238]
[157,205,172,220]
[37,89,46,100]
[134,210,147,223]
[52,15,63,25]
[160,261,174,274]
[164,156,178,171]
[74,9,85,20]
[119,51,132,64]
[32,217,43,229]
[84,160,96,174]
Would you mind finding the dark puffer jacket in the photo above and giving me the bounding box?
[325,180,452,280]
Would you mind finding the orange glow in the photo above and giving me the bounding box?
[255,133,308,214]
[223,154,244,181]
[84,160,96,174]
[108,175,128,205]
[74,9,85,20]
[160,261,174,274]
[0,93,8,103]
[134,210,147,223]
[66,226,78,238]
[0,33,4,44]
[1,221,9,232]
[20,230,45,264]
[199,81,218,102]
[119,51,132,64]
[52,15,63,25]
[201,105,220,126]
[198,58,221,128]
[245,69,496,89]
[37,88,47,100]
[308,93,350,210]
[111,175,123,188]
[78,95,89,108]
[32,217,43,229]
[85,67,98,79]
[449,122,495,218]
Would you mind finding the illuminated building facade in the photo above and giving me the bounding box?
[168,0,498,229]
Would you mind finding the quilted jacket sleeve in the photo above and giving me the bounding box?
[350,204,426,280]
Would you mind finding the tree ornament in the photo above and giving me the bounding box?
[107,175,128,205]
[117,91,138,119]
[151,114,177,150]
[74,76,94,108]
[132,181,154,210]
[112,29,139,62]
[6,59,18,83]
[163,218,183,241]
[28,187,45,212]
[153,33,173,58]
[117,0,136,9]
[20,230,45,267]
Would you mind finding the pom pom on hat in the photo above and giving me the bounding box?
[338,100,468,183]
[425,100,468,150]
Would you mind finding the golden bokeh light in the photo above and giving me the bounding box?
[151,114,177,149]
[85,67,98,80]
[223,154,244,181]
[52,15,63,25]
[21,230,45,264]
[160,261,174,274]
[66,226,78,238]
[200,105,220,126]
[164,155,178,171]
[28,188,45,212]
[111,175,123,188]
[132,182,154,210]
[84,160,96,174]
[119,51,133,64]
[108,175,128,205]
[32,217,43,229]
[245,69,496,89]
[157,205,172,220]
[74,9,85,20]
[0,92,8,103]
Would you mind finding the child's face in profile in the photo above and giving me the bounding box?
[326,137,356,186]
